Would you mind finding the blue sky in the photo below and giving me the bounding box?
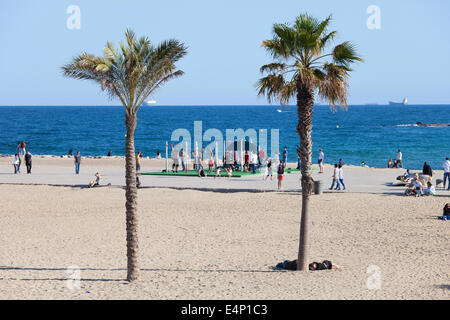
[1,0,449,106]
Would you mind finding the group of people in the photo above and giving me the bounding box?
[401,157,450,197]
[404,171,435,197]
[12,141,32,174]
[387,149,403,168]
[329,163,346,190]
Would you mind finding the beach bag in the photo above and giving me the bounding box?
[443,203,450,216]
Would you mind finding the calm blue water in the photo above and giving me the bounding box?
[1,105,449,169]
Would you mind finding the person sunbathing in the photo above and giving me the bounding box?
[276,259,343,271]
[89,172,101,188]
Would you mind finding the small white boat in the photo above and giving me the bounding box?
[276,109,282,113]
[145,100,156,105]
[388,98,408,106]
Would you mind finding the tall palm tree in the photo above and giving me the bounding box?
[257,14,361,270]
[62,30,187,281]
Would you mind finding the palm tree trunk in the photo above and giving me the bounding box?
[125,113,139,281]
[296,80,315,271]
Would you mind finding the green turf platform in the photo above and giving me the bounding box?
[141,167,315,177]
[141,170,260,178]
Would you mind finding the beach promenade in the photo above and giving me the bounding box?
[0,157,449,299]
[0,156,436,194]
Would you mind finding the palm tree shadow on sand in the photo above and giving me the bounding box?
[0,266,285,282]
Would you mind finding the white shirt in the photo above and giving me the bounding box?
[397,152,402,161]
[333,167,339,178]
[443,160,450,173]
[251,152,258,164]
[319,151,324,161]
[338,168,344,179]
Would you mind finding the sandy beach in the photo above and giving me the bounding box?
[0,157,449,299]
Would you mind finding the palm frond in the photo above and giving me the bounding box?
[333,41,363,67]
[62,29,187,114]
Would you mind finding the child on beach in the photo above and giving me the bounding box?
[89,172,101,188]
[265,159,273,181]
[214,166,221,178]
[424,181,435,196]
[277,162,285,190]
[226,166,233,178]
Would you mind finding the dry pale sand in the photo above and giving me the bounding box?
[0,184,449,300]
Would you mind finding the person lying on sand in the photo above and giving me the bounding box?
[276,259,343,271]
[89,172,101,188]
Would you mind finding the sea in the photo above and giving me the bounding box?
[1,104,449,170]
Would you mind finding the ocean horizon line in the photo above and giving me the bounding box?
[1,103,450,108]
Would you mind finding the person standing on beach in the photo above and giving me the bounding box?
[442,157,450,190]
[265,159,273,181]
[19,141,26,157]
[282,146,288,164]
[179,148,185,171]
[396,149,403,168]
[74,151,81,174]
[171,145,179,172]
[422,161,432,177]
[13,153,21,174]
[318,149,324,173]
[336,164,346,190]
[329,164,340,190]
[136,151,142,173]
[277,161,285,190]
[24,151,32,174]
[251,151,258,174]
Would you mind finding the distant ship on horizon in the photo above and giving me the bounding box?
[388,98,408,106]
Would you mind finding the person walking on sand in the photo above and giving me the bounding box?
[336,163,346,190]
[74,151,81,174]
[442,157,450,190]
[318,149,324,173]
[13,153,21,174]
[24,151,32,174]
[396,149,403,168]
[329,163,340,190]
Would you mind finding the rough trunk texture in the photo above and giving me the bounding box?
[296,80,315,271]
[125,113,139,281]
